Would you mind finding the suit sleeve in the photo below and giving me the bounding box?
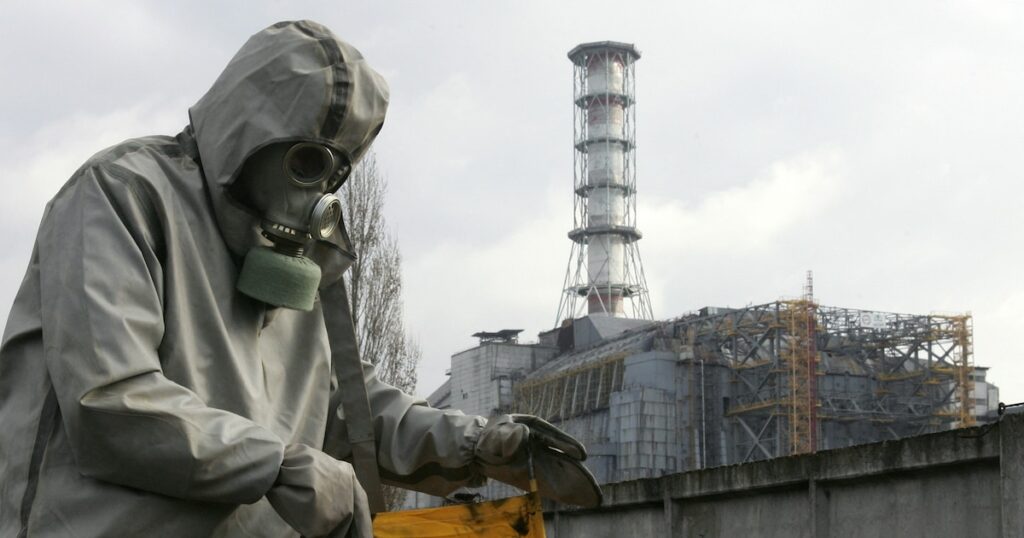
[367,361,487,494]
[323,360,487,496]
[37,167,284,504]
[317,277,486,496]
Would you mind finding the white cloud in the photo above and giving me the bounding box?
[642,149,844,254]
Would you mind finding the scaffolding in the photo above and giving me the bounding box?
[662,302,976,462]
[816,308,976,431]
[784,271,819,455]
[952,315,976,428]
[784,300,818,455]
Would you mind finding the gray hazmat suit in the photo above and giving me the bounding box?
[0,21,489,537]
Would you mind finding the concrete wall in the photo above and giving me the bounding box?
[611,386,677,481]
[556,411,616,483]
[542,412,1024,537]
[447,343,557,417]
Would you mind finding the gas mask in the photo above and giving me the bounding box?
[232,142,351,311]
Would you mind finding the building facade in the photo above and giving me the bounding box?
[407,304,997,508]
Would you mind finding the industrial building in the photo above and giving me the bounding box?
[432,296,994,473]
[410,298,998,508]
[406,41,999,507]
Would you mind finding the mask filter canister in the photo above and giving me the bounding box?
[236,142,345,311]
[237,245,322,311]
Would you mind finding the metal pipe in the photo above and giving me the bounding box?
[701,358,707,469]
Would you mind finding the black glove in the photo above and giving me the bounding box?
[474,414,602,508]
[266,444,373,538]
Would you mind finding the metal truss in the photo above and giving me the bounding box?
[660,302,975,463]
[511,354,626,422]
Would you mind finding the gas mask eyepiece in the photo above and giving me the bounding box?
[235,142,351,311]
[283,142,351,192]
[284,142,336,187]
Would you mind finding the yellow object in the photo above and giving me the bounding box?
[373,491,546,537]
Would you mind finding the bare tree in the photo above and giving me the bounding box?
[339,151,420,510]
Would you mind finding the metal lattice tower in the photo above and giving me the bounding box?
[556,41,653,324]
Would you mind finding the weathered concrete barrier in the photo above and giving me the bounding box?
[544,412,1024,537]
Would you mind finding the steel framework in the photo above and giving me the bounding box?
[512,354,626,422]
[665,302,975,463]
[556,41,653,323]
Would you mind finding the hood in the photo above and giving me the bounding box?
[189,20,388,287]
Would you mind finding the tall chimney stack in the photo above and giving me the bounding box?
[556,42,652,323]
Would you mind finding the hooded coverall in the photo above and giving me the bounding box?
[0,20,487,537]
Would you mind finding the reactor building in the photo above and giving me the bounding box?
[406,41,999,507]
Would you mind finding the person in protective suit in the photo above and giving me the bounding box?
[0,20,599,538]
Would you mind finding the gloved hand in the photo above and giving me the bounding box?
[474,414,602,508]
[266,444,373,538]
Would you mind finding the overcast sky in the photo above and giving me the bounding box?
[2,1,1022,402]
